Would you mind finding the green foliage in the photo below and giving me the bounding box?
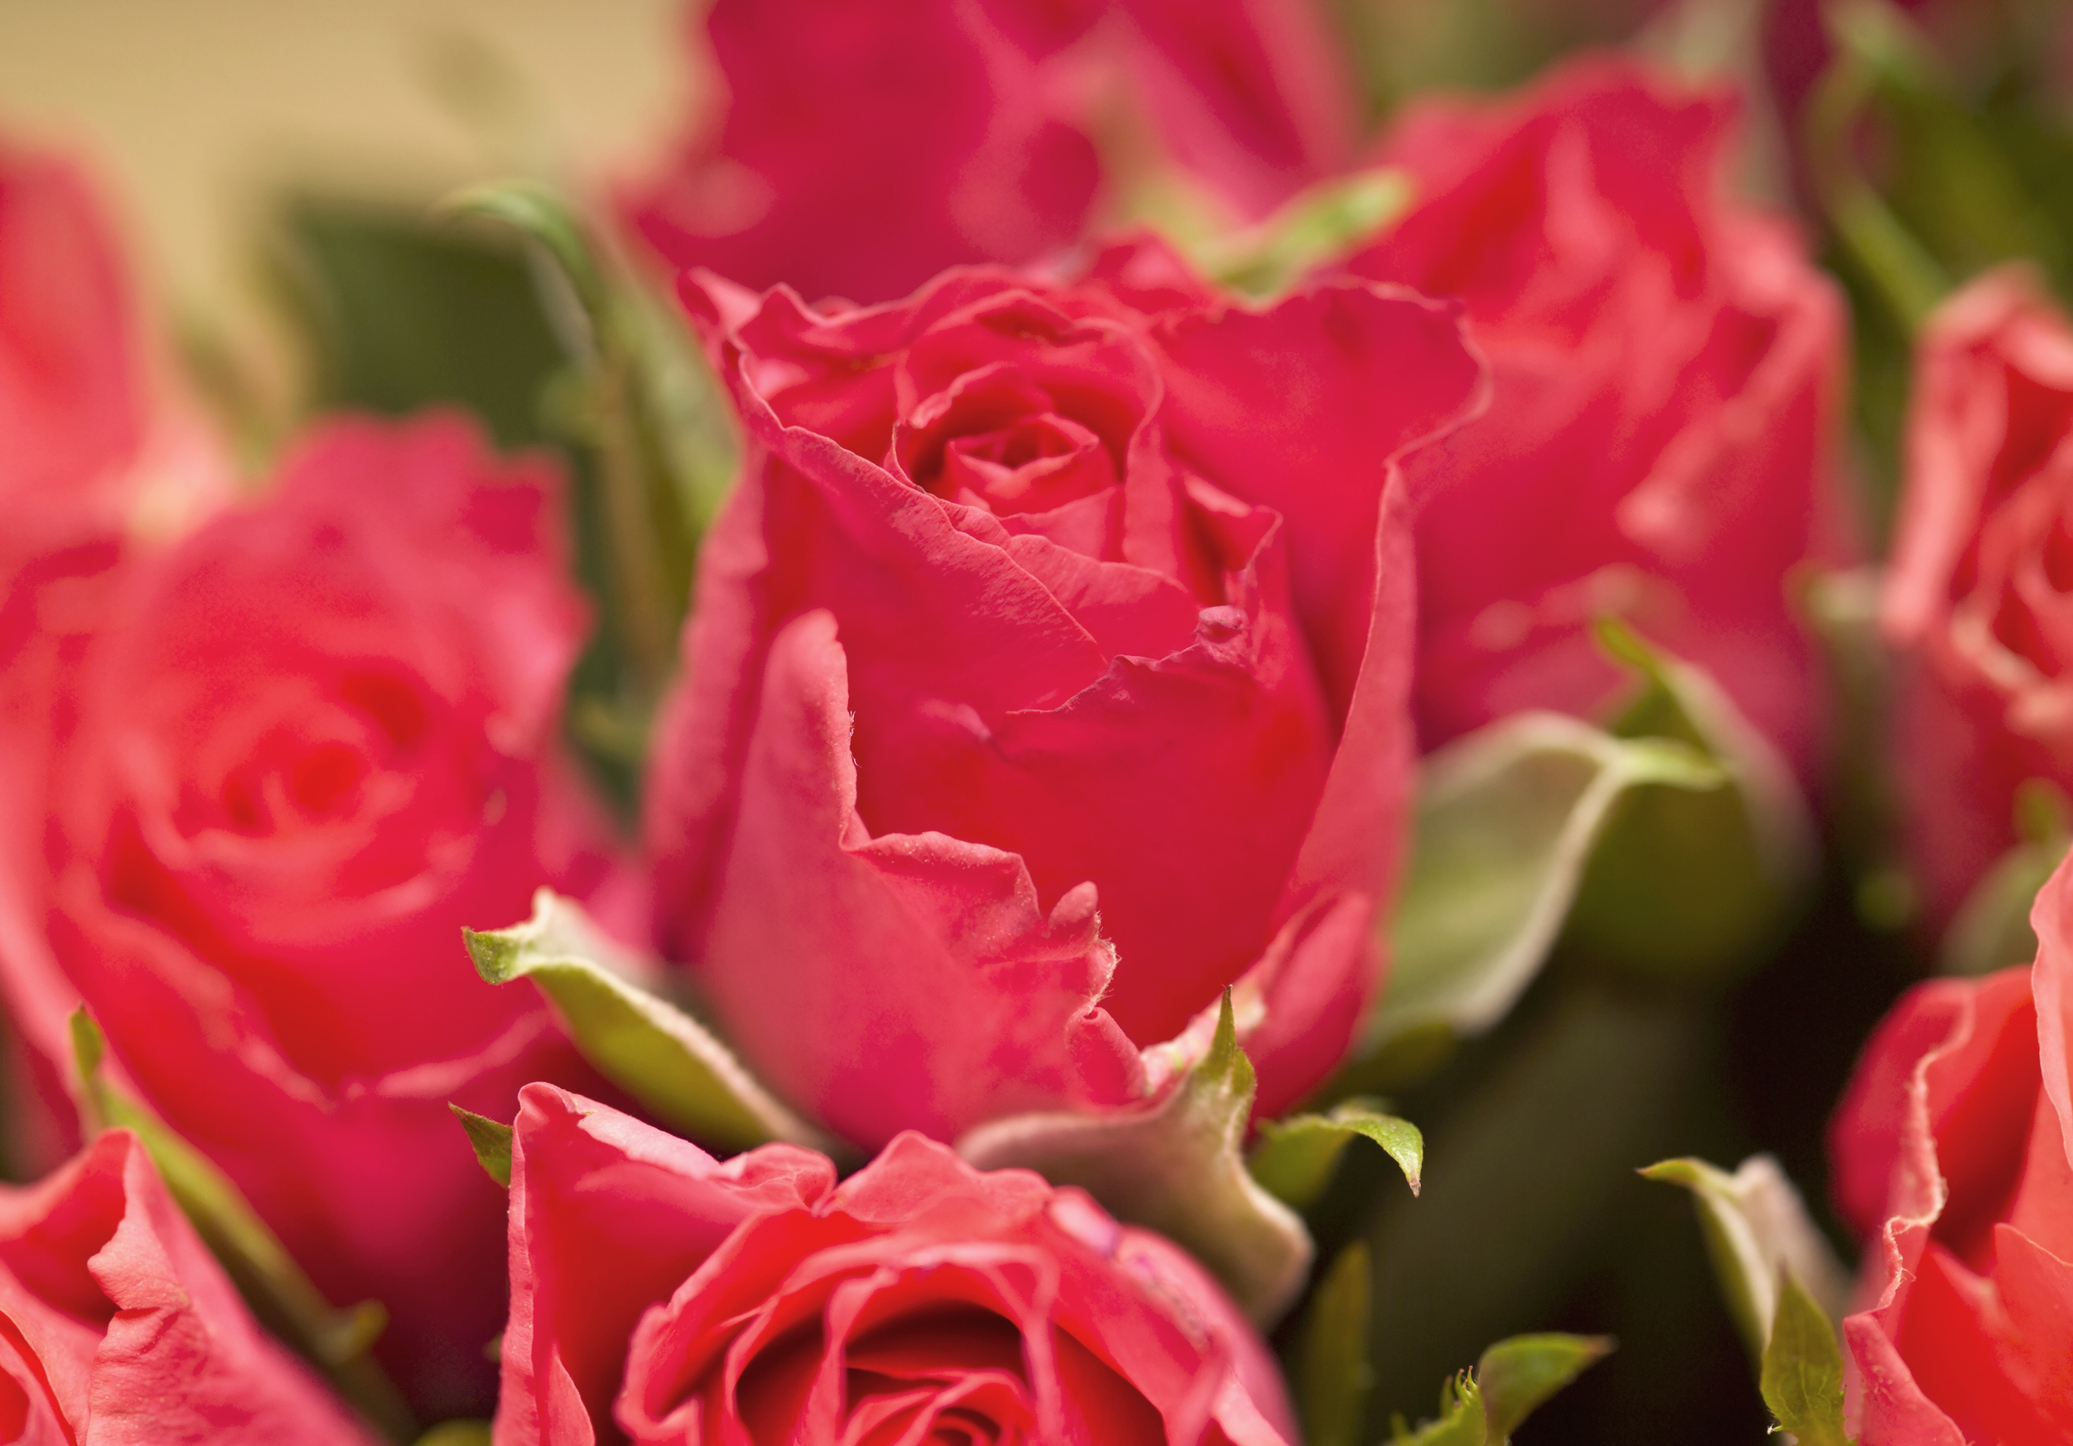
[1344,709,1721,1090]
[1642,1154,1851,1363]
[466,891,829,1156]
[1250,1099,1423,1209]
[1391,1334,1610,1446]
[1760,1275,1853,1446]
[412,1425,492,1446]
[1943,780,2071,976]
[958,991,1313,1324]
[1198,169,1413,296]
[70,1011,415,1442]
[448,1107,514,1189]
[1298,1243,1375,1446]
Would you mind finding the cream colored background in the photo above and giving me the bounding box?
[0,0,687,327]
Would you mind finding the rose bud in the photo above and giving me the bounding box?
[1826,845,2073,1442]
[5,414,637,1418]
[643,248,1482,1150]
[1882,270,2073,929]
[0,1128,379,1444]
[1338,55,1849,783]
[494,1084,1296,1446]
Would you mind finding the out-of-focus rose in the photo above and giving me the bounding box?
[1882,270,2073,929]
[0,139,142,522]
[495,1084,1295,1446]
[623,0,1102,306]
[1338,56,1848,782]
[0,1128,380,1444]
[621,0,1356,305]
[2,413,637,1418]
[641,244,1481,1151]
[1826,847,2073,1443]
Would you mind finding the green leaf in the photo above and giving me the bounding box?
[1352,710,1723,1072]
[413,1425,493,1446]
[70,1011,415,1442]
[957,991,1312,1324]
[1298,1243,1375,1446]
[466,891,830,1157]
[1641,1154,1851,1362]
[1760,1274,1853,1446]
[1561,621,1817,984]
[1475,1333,1614,1440]
[448,1106,514,1189]
[1250,1099,1423,1209]
[1943,779,2071,976]
[1391,1374,1486,1446]
[1390,1334,1610,1446]
[1199,168,1415,297]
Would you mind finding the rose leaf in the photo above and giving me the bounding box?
[1642,1153,1852,1363]
[412,1425,492,1446]
[1563,620,1818,985]
[69,1010,416,1443]
[1249,1100,1423,1210]
[1390,1334,1611,1446]
[1297,1242,1375,1446]
[1347,710,1723,1081]
[1389,1372,1485,1446]
[464,889,832,1156]
[447,1106,514,1189]
[955,990,1313,1326]
[1760,1274,1853,1446]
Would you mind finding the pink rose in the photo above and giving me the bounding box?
[641,245,1481,1149]
[1826,846,2073,1443]
[0,1128,378,1444]
[4,413,636,1417]
[1882,270,2073,927]
[1340,56,1849,780]
[495,1084,1295,1445]
[621,0,1358,305]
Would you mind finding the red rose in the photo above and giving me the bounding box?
[0,1128,379,1444]
[1882,270,2073,927]
[621,0,1358,305]
[1826,848,2073,1443]
[642,246,1481,1149]
[495,1084,1295,1446]
[1339,56,1848,781]
[0,139,141,521]
[1,413,636,1418]
[622,0,1100,306]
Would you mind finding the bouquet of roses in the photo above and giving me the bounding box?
[5,0,2073,1440]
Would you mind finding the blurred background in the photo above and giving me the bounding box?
[10,2,2073,1442]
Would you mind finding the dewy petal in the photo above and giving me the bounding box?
[696,612,1142,1149]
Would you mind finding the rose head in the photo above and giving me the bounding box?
[0,1128,378,1445]
[1883,270,2073,927]
[1340,55,1847,781]
[496,1084,1295,1446]
[1827,846,2073,1443]
[0,139,141,518]
[7,414,635,1418]
[644,243,1482,1150]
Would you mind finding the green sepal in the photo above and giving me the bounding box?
[1943,779,2071,976]
[957,991,1312,1324]
[449,1106,514,1189]
[1761,1274,1854,1446]
[1475,1333,1615,1440]
[1297,1242,1375,1446]
[1641,1154,1851,1362]
[466,891,830,1156]
[1352,710,1723,1074]
[1563,620,1817,984]
[1390,1334,1611,1446]
[1250,1099,1422,1209]
[70,1011,415,1442]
